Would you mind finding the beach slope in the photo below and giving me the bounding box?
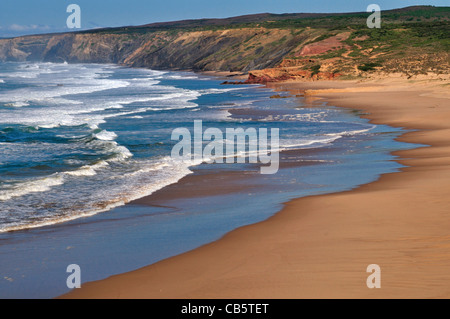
[62,76,450,299]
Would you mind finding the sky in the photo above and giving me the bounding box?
[0,0,448,37]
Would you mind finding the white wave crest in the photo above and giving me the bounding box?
[95,130,118,141]
[0,175,65,201]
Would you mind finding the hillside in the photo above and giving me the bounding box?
[0,6,449,81]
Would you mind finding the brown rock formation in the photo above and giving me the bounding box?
[241,67,340,84]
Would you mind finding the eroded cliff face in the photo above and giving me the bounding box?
[0,27,350,83]
[0,33,144,64]
[0,28,311,72]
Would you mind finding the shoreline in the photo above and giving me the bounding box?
[62,75,450,299]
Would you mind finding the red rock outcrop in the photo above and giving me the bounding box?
[241,68,340,84]
[296,32,351,57]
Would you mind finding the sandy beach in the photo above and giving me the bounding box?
[62,74,450,299]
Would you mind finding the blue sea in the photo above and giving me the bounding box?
[0,62,414,298]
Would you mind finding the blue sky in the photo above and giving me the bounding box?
[0,0,448,37]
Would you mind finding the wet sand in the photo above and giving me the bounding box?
[62,76,450,299]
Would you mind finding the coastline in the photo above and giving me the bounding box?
[62,75,450,299]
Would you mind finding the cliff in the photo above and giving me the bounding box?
[0,6,448,80]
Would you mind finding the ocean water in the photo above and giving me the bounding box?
[0,62,415,298]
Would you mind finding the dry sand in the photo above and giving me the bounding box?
[62,75,450,299]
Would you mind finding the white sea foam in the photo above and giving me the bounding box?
[279,136,342,150]
[324,125,376,137]
[0,63,130,112]
[0,62,202,130]
[63,161,109,177]
[1,62,69,79]
[0,158,194,233]
[3,101,29,107]
[95,130,118,141]
[208,99,256,110]
[145,70,167,77]
[129,78,161,87]
[0,151,122,206]
[64,166,97,177]
[279,125,375,151]
[165,75,199,80]
[199,87,247,94]
[0,174,65,201]
[0,78,130,105]
[109,144,133,161]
